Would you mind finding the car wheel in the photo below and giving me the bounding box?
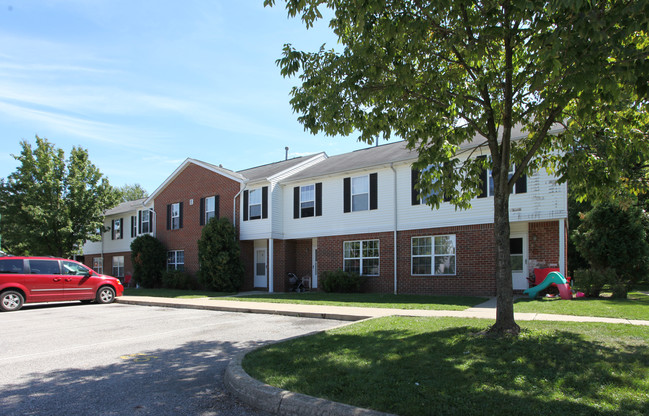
[1,290,24,312]
[96,286,116,304]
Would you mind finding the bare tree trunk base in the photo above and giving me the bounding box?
[487,321,521,336]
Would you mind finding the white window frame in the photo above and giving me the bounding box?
[93,257,103,274]
[351,175,369,212]
[141,210,151,234]
[300,184,315,218]
[171,203,180,230]
[249,189,262,220]
[411,235,456,276]
[167,250,184,271]
[112,256,124,277]
[487,164,517,197]
[343,239,379,276]
[113,218,122,239]
[205,196,216,223]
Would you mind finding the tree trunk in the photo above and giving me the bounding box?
[487,180,520,336]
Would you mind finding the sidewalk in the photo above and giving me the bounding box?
[115,295,649,326]
[115,295,649,416]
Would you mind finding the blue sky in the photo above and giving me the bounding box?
[0,1,394,194]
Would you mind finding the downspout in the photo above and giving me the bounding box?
[233,182,247,228]
[559,218,566,276]
[391,163,398,294]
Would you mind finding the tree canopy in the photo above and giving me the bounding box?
[0,136,119,257]
[116,183,148,202]
[266,0,649,334]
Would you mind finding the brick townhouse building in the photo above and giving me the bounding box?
[83,139,567,296]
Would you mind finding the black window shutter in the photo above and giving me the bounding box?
[215,195,220,219]
[199,197,205,226]
[293,186,300,219]
[111,219,115,240]
[477,156,488,198]
[343,177,351,213]
[443,163,452,202]
[243,190,249,221]
[369,173,378,210]
[119,218,124,239]
[261,186,268,219]
[138,211,142,234]
[411,168,421,205]
[515,174,527,194]
[166,204,171,230]
[315,182,322,216]
[179,202,184,229]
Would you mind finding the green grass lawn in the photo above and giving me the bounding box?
[243,317,649,416]
[219,292,488,311]
[123,288,232,298]
[514,291,649,320]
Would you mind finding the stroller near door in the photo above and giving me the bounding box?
[287,272,306,292]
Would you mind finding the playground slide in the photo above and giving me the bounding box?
[523,271,572,300]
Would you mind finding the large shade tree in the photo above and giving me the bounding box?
[266,0,649,335]
[0,136,119,257]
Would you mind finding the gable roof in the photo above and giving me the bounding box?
[237,153,326,183]
[145,158,245,205]
[104,197,147,216]
[284,141,417,182]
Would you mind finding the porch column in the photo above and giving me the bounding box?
[268,238,274,293]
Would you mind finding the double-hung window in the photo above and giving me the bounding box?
[351,176,369,212]
[478,157,526,197]
[249,189,262,220]
[112,256,124,277]
[142,210,151,233]
[343,240,379,276]
[205,196,216,223]
[300,185,315,217]
[112,218,122,240]
[411,235,456,275]
[167,250,184,271]
[93,257,103,274]
[171,203,181,229]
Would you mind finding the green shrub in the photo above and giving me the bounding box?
[321,269,366,293]
[572,202,649,298]
[162,269,199,290]
[573,268,614,298]
[130,234,166,288]
[197,217,243,292]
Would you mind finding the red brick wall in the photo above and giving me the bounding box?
[83,251,133,280]
[317,231,395,293]
[398,224,496,296]
[529,221,561,271]
[155,163,241,277]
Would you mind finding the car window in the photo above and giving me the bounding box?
[29,260,61,275]
[0,259,24,274]
[61,261,90,276]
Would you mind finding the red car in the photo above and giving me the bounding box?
[0,256,124,312]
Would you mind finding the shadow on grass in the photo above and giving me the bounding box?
[244,319,649,416]
[1,339,268,416]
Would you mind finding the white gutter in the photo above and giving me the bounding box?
[233,182,248,227]
[390,163,398,295]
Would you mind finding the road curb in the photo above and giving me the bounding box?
[225,348,396,416]
[115,297,368,321]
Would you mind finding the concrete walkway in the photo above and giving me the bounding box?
[115,295,649,416]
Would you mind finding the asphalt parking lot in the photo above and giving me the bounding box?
[0,302,347,416]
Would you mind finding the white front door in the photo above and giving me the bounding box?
[254,248,267,288]
[510,234,528,290]
[311,238,318,289]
